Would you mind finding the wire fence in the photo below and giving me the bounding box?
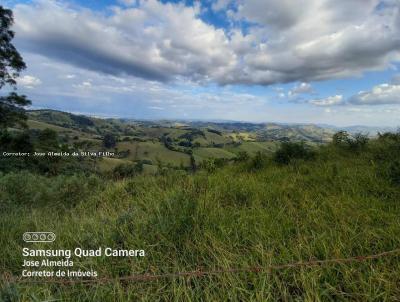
[3,248,400,285]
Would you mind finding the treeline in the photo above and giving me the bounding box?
[198,131,400,187]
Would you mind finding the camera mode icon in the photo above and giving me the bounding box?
[23,232,56,243]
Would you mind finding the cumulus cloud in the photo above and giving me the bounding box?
[232,0,400,85]
[17,75,42,88]
[14,0,235,83]
[12,0,400,86]
[349,83,400,105]
[308,81,400,106]
[288,82,313,96]
[309,95,343,106]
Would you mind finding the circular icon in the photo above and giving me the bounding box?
[40,233,46,241]
[23,233,31,241]
[47,233,55,241]
[32,233,39,241]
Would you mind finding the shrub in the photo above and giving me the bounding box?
[37,128,59,151]
[378,131,400,142]
[103,133,116,148]
[388,160,400,185]
[207,128,222,135]
[274,142,315,165]
[347,133,369,151]
[200,157,227,173]
[332,131,369,151]
[139,159,153,165]
[112,162,143,178]
[235,151,249,162]
[332,131,350,146]
[248,151,267,171]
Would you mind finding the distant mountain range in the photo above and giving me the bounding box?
[26,109,397,144]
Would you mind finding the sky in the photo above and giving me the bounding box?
[3,0,400,126]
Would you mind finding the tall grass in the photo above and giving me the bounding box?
[1,140,400,301]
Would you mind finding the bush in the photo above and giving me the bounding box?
[274,142,315,165]
[235,151,249,162]
[103,133,116,148]
[37,128,59,151]
[332,131,350,146]
[347,133,369,151]
[112,162,143,178]
[388,160,400,185]
[332,131,369,151]
[248,151,267,171]
[200,157,227,173]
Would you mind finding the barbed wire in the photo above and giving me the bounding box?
[3,248,400,285]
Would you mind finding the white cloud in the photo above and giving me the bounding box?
[308,81,400,106]
[17,75,42,88]
[211,0,231,12]
[12,0,400,86]
[148,106,164,110]
[392,74,400,84]
[309,95,343,106]
[228,0,400,85]
[349,83,400,105]
[14,0,235,83]
[288,82,313,96]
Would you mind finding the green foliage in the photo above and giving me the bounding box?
[190,154,196,172]
[0,130,33,153]
[0,7,31,129]
[332,130,350,146]
[332,131,369,152]
[0,171,102,207]
[347,133,369,151]
[248,151,267,170]
[1,137,400,300]
[235,151,249,162]
[112,162,143,179]
[0,93,31,129]
[200,157,227,173]
[0,283,19,302]
[207,128,222,135]
[37,128,59,150]
[152,191,202,248]
[0,6,26,88]
[103,133,117,148]
[388,160,400,185]
[274,142,315,165]
[69,114,94,127]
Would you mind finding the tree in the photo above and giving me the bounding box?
[103,133,116,148]
[274,142,315,165]
[0,6,31,129]
[332,131,350,146]
[38,128,59,151]
[0,92,30,128]
[235,151,249,162]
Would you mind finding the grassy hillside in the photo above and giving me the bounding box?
[117,141,191,167]
[23,110,341,174]
[1,136,400,301]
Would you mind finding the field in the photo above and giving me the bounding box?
[1,135,400,301]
